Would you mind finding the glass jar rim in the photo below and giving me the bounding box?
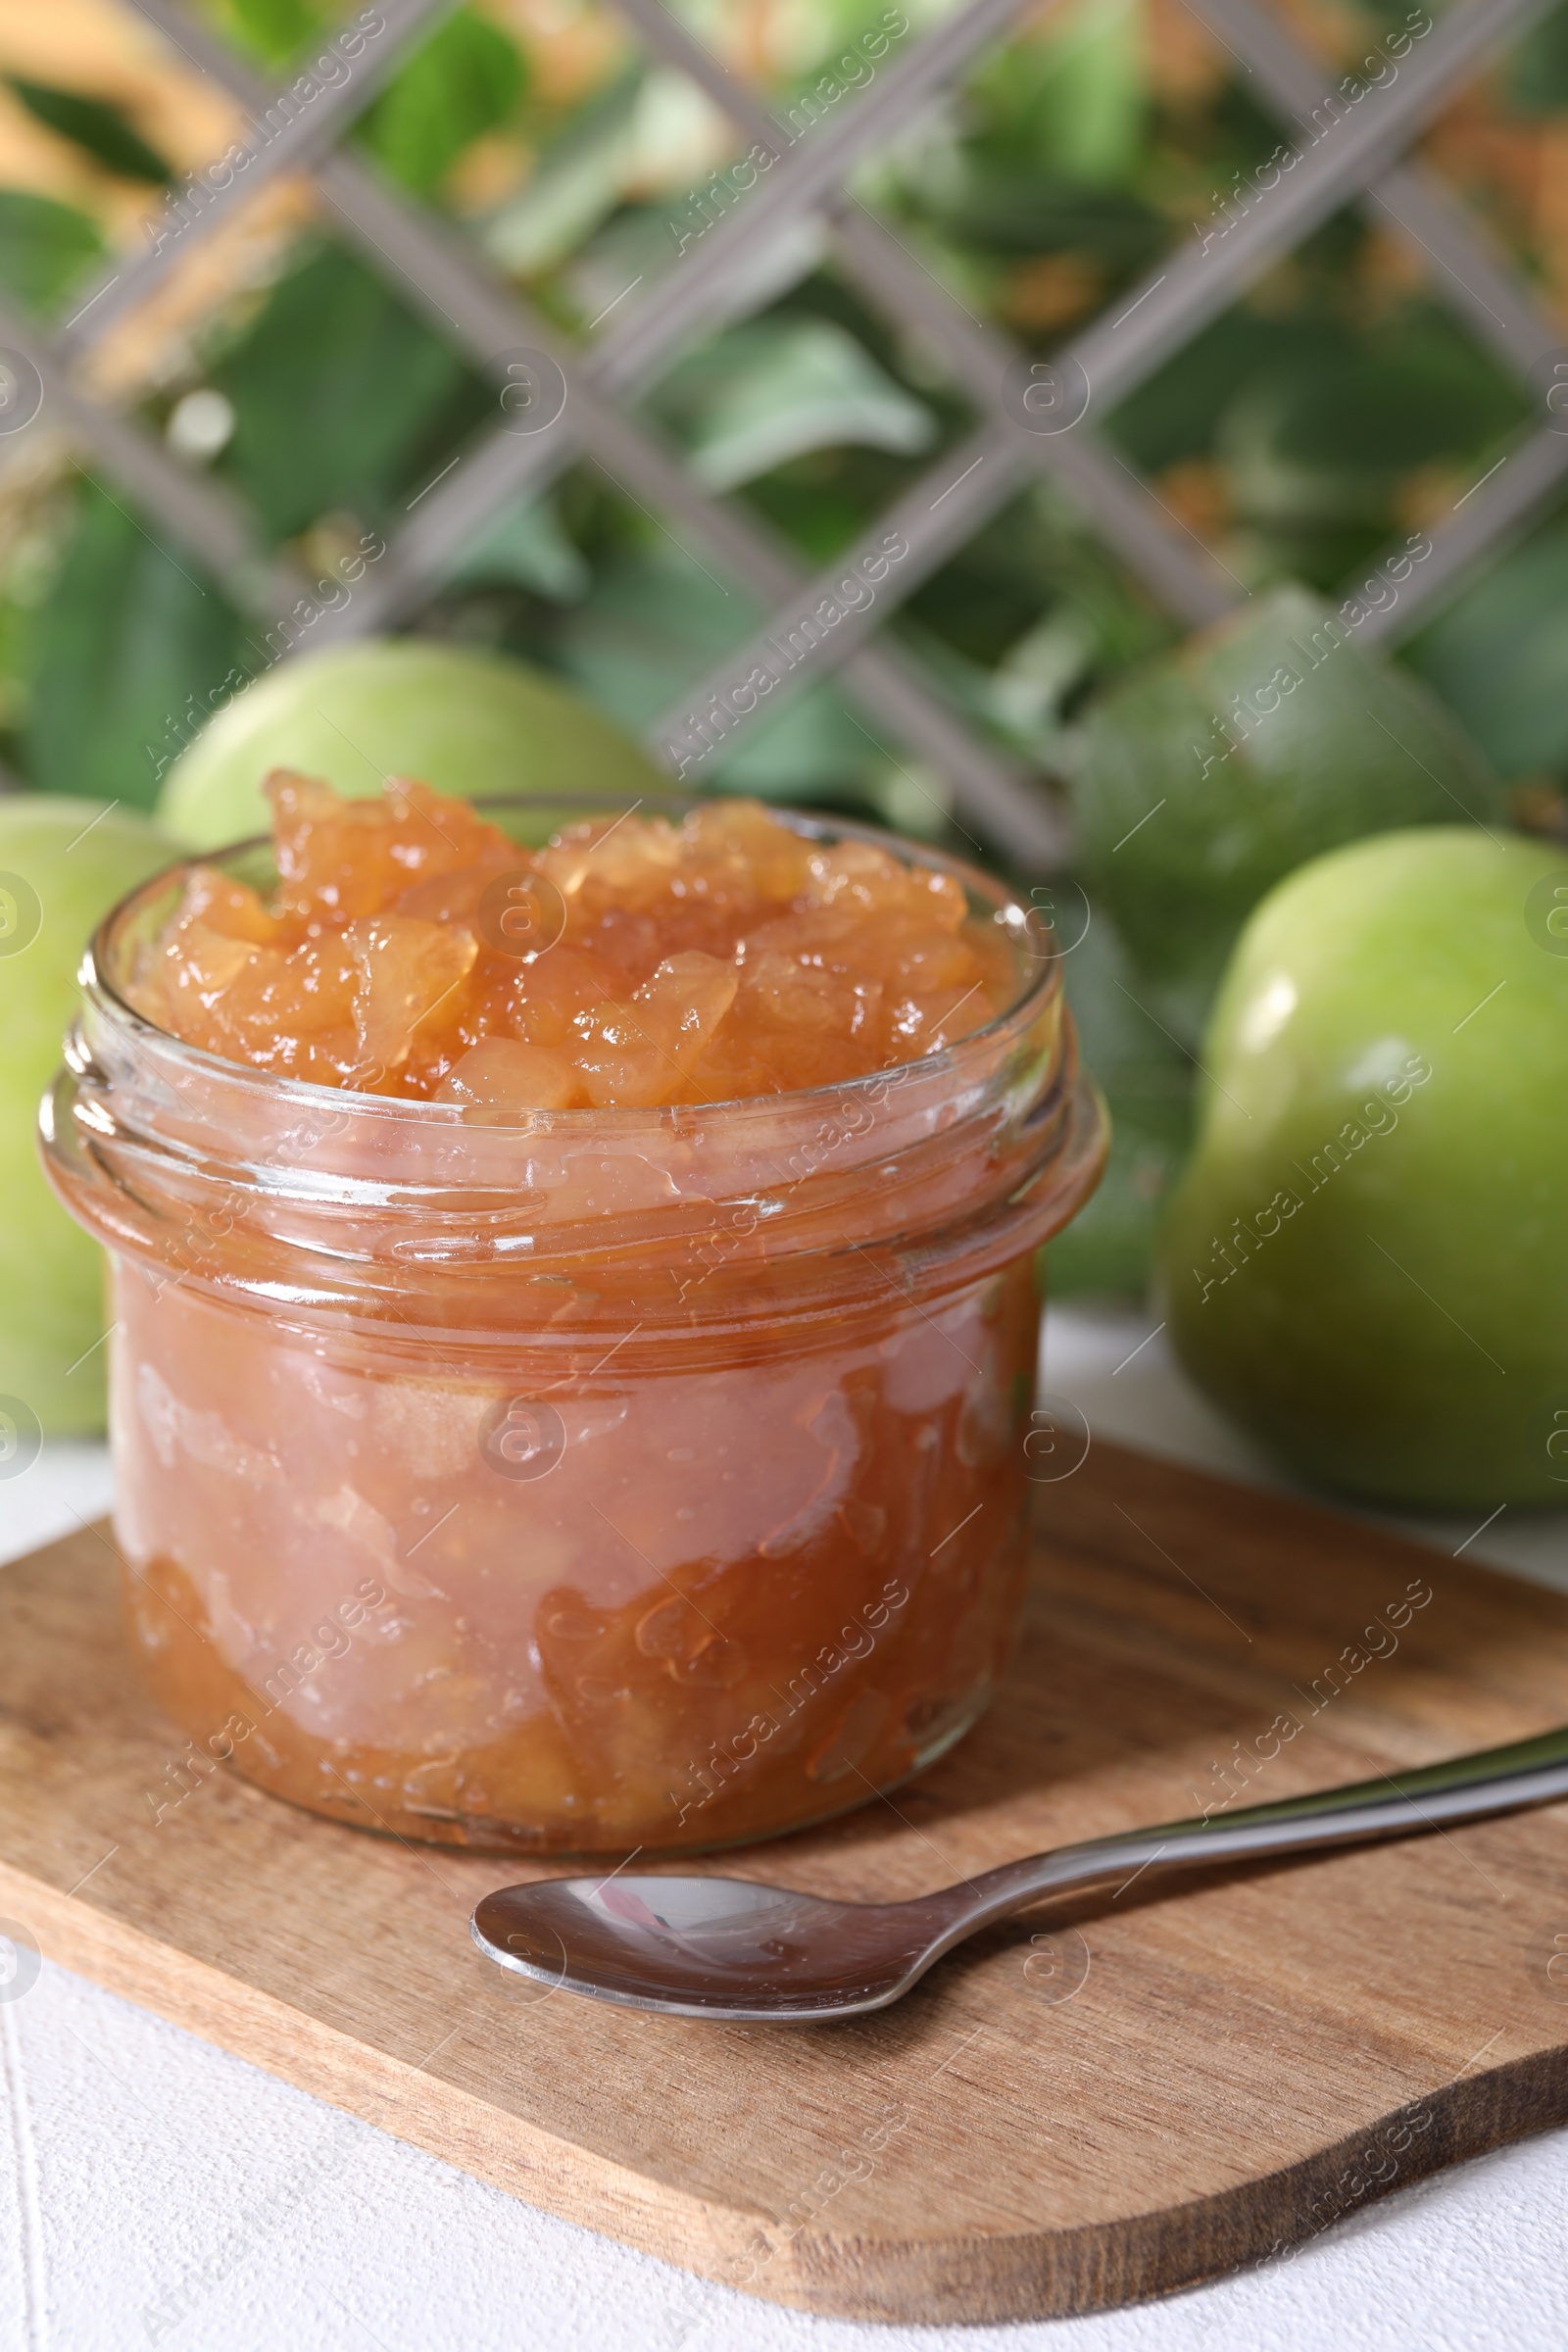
[85,790,1066,1127]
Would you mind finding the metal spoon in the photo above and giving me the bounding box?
[471,1724,1568,2023]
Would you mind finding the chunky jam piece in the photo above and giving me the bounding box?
[127,773,1016,1103]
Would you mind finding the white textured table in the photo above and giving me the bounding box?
[3,1307,1565,2352]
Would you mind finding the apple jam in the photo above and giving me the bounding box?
[43,788,1105,1854]
[123,772,1018,1105]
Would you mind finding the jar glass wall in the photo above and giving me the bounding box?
[42,802,1104,1854]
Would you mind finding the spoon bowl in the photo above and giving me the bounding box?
[473,1872,966,2021]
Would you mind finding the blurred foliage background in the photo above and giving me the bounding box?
[0,0,1566,1295]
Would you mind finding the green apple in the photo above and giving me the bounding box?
[157,639,669,851]
[2,798,172,1436]
[1158,826,1568,1509]
[1079,586,1504,1045]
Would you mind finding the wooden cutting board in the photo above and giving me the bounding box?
[5,1441,1568,2324]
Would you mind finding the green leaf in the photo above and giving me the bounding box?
[1046,906,1195,1298]
[360,9,525,194]
[211,245,490,539]
[23,480,248,811]
[652,318,936,491]
[985,608,1099,757]
[967,0,1146,186]
[6,78,170,184]
[443,494,590,602]
[1219,330,1523,529]
[901,0,1154,261]
[554,543,880,805]
[903,150,1164,264]
[0,191,103,314]
[227,0,326,67]
[900,476,1173,680]
[1403,529,1568,777]
[1108,313,1330,474]
[1508,1,1568,111]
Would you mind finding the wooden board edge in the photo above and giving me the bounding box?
[18,1833,1568,2327]
[768,2044,1568,2323]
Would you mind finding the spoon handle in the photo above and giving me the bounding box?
[956,1720,1568,1929]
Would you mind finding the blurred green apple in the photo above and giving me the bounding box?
[1158,827,1568,1509]
[157,638,669,851]
[2,798,172,1436]
[1079,586,1503,1045]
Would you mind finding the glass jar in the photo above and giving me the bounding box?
[42,801,1104,1854]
